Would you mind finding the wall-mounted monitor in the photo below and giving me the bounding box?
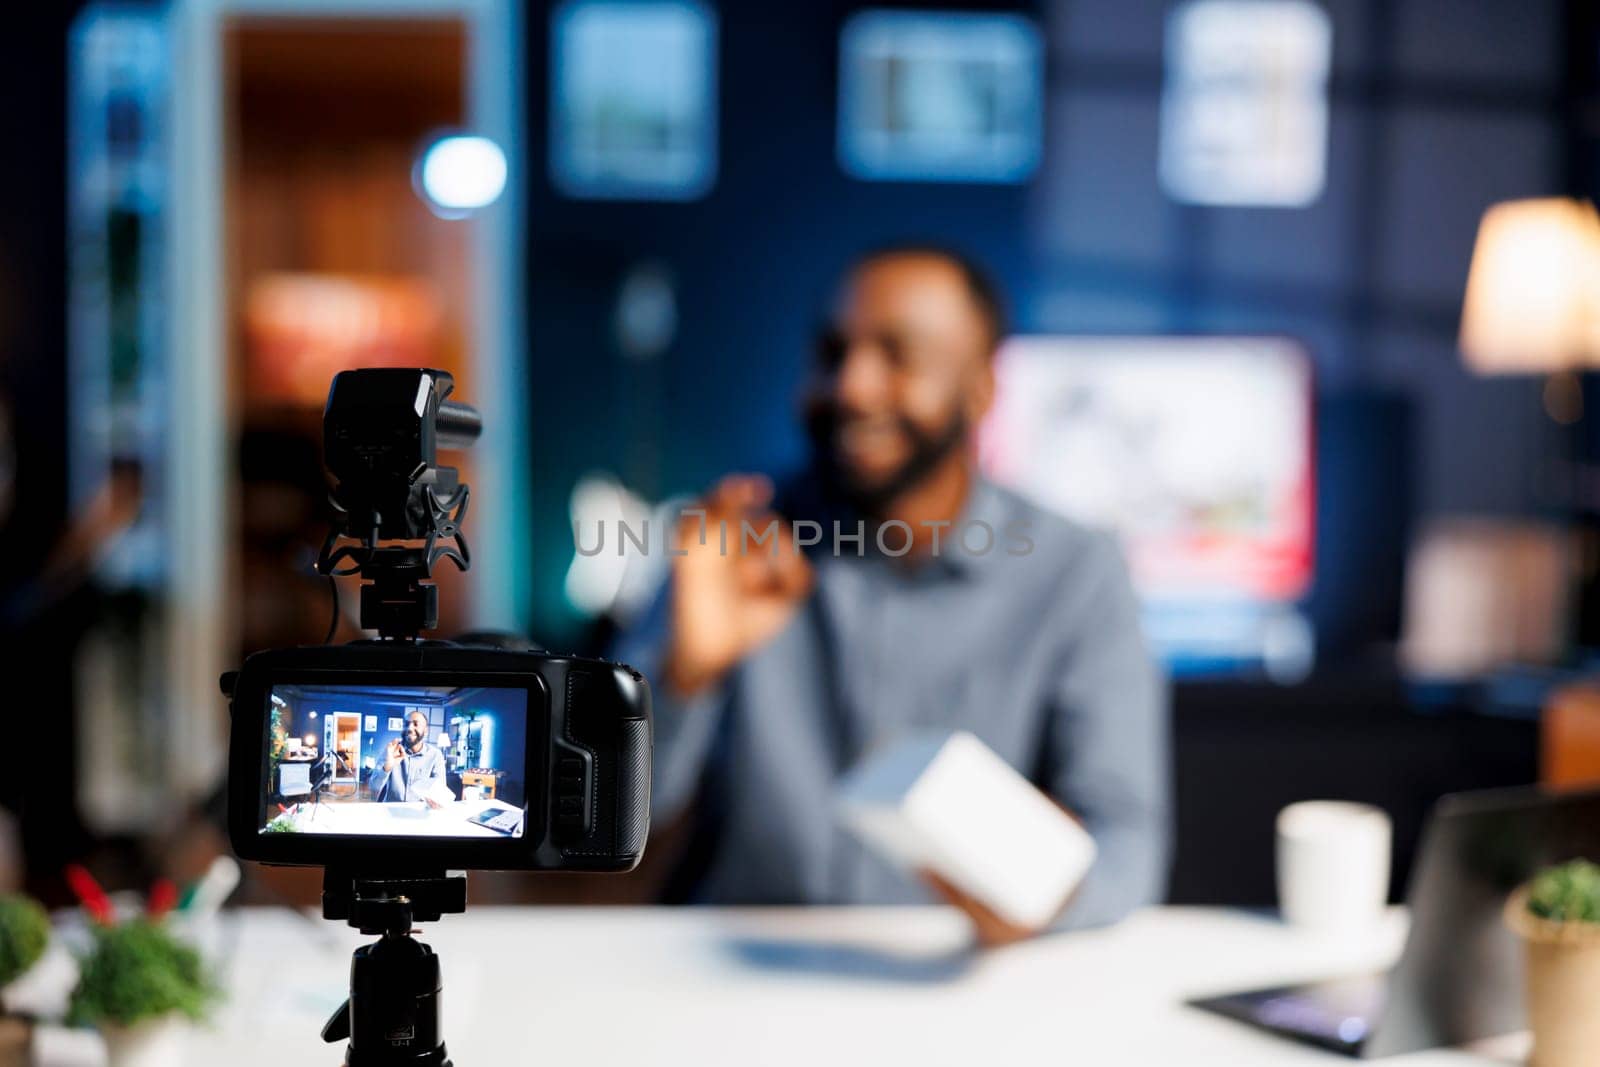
[979,336,1316,673]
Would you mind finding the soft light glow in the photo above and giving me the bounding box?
[417,135,508,215]
[1460,198,1600,374]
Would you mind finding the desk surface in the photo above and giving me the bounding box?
[195,906,1525,1066]
[284,796,522,838]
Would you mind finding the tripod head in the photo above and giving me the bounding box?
[316,369,480,640]
[320,870,467,1067]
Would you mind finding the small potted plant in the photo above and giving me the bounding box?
[0,894,50,1001]
[1505,859,1600,1067]
[64,866,219,1067]
[0,894,50,1066]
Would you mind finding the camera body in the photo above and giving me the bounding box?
[226,640,651,873]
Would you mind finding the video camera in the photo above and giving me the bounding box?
[224,367,651,874]
[220,369,652,1066]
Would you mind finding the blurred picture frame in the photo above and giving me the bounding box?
[837,9,1043,184]
[1159,0,1333,207]
[549,0,719,200]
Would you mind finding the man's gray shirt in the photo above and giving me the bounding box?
[368,744,447,803]
[617,478,1170,928]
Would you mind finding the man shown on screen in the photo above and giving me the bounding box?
[369,710,448,807]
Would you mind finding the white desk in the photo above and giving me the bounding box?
[282,797,522,838]
[193,906,1526,1066]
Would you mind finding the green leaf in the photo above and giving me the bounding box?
[67,919,219,1027]
[0,896,50,988]
[1526,859,1600,925]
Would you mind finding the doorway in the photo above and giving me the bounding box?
[164,0,529,805]
[326,712,362,786]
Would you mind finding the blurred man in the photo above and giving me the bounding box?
[370,710,447,807]
[619,246,1168,941]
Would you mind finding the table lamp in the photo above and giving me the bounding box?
[1451,197,1600,670]
[1460,197,1600,381]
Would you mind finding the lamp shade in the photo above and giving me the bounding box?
[1459,198,1600,375]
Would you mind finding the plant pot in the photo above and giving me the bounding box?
[0,1015,28,1067]
[1505,888,1600,1067]
[100,1015,191,1067]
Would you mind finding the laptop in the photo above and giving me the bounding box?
[1190,785,1600,1058]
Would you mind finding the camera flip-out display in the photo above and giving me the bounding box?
[263,681,531,840]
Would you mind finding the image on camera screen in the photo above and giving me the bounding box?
[261,684,529,839]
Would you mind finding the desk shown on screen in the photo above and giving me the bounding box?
[287,797,522,838]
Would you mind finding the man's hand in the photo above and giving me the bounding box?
[664,474,814,697]
[383,740,404,772]
[920,870,1043,949]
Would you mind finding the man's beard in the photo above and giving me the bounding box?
[805,404,968,515]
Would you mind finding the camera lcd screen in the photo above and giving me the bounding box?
[262,684,529,839]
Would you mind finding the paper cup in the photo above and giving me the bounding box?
[1277,800,1392,932]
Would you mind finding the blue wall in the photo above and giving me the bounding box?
[524,1,1036,642]
[520,0,1590,648]
[448,688,528,806]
